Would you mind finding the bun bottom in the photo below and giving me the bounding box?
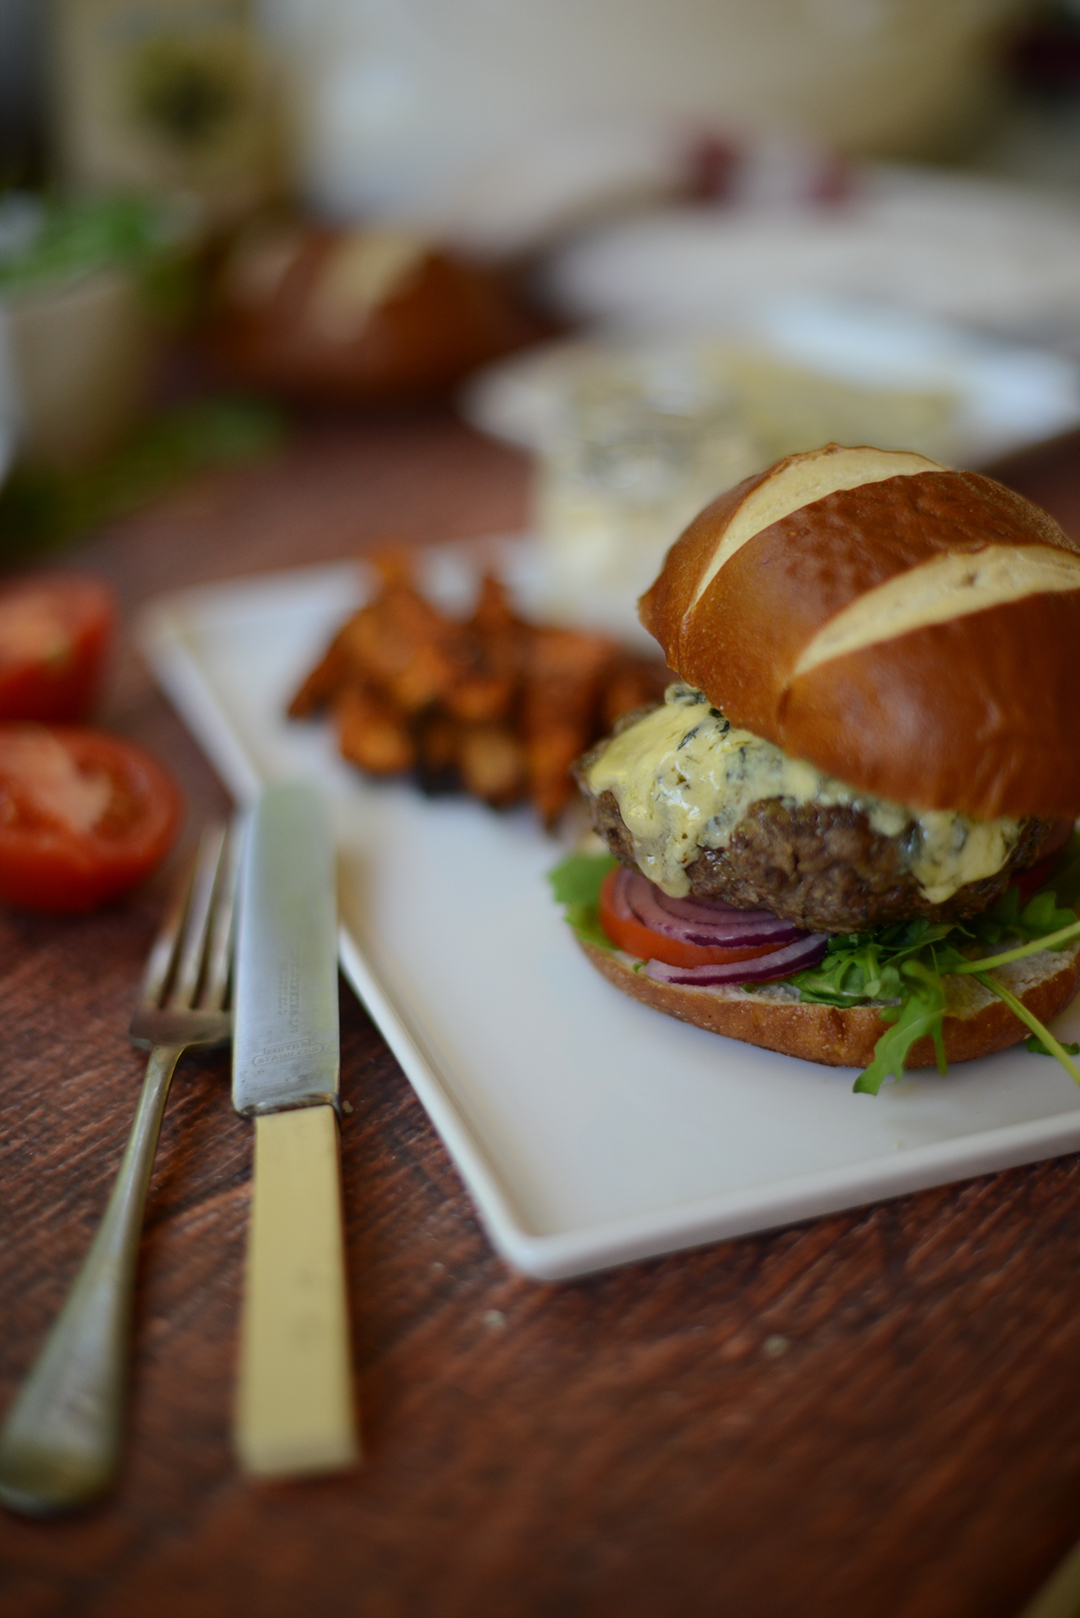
[579,939,1080,1069]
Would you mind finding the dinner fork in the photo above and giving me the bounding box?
[0,824,238,1516]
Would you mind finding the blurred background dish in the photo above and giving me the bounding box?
[207,217,540,404]
[52,0,285,229]
[1,0,1080,598]
[461,304,1080,639]
[0,191,198,471]
[260,0,1032,241]
[538,164,1080,352]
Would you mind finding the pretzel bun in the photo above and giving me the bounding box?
[580,935,1080,1068]
[638,445,1080,820]
[212,223,533,404]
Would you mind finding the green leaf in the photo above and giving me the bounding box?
[0,396,286,565]
[0,195,172,295]
[1026,1034,1080,1058]
[854,963,947,1094]
[547,834,1080,1092]
[548,852,618,951]
[1019,889,1079,935]
[547,852,616,908]
[790,843,1080,1094]
[972,971,1080,1088]
[949,916,1080,977]
[1044,831,1080,911]
[563,902,616,951]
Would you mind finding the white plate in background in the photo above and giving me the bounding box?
[542,168,1080,352]
[140,547,1080,1281]
[463,300,1080,470]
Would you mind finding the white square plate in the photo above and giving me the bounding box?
[139,542,1080,1280]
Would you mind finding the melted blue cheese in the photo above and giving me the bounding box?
[585,683,1022,903]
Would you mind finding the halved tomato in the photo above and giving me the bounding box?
[0,576,116,723]
[0,726,183,912]
[598,866,784,969]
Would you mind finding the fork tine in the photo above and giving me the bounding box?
[168,825,227,1011]
[200,816,244,1012]
[139,850,200,1010]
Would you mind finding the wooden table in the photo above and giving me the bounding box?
[2,415,1079,1618]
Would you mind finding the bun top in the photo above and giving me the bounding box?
[638,444,1080,819]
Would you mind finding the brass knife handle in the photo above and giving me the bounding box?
[235,1104,358,1477]
[0,1045,183,1515]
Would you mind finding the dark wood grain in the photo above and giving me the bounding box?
[2,415,1080,1618]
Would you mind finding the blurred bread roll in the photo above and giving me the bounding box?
[211,220,537,402]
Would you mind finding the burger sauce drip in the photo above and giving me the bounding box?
[585,684,1023,902]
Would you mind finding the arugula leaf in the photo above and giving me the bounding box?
[1047,831,1080,911]
[792,835,1080,1095]
[1026,1034,1080,1058]
[948,916,1080,976]
[793,918,959,1008]
[546,837,1080,1095]
[951,882,1078,949]
[548,852,617,951]
[854,959,948,1095]
[972,971,1080,1088]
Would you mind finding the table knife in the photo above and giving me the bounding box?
[233,782,358,1478]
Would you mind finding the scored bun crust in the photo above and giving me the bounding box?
[579,937,1080,1069]
[212,226,531,404]
[638,444,1080,820]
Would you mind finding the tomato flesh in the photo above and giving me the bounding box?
[0,726,184,911]
[0,577,116,723]
[598,866,785,968]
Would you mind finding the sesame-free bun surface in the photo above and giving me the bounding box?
[638,444,1080,820]
[580,937,1080,1070]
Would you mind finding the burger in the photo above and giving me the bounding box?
[556,444,1080,1092]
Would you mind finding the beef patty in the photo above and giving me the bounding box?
[581,783,1056,935]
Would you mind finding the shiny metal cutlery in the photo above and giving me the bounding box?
[0,825,237,1516]
[232,781,358,1478]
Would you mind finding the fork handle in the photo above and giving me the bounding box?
[235,1105,358,1477]
[0,1044,183,1515]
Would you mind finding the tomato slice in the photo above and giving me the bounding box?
[0,576,116,723]
[0,726,184,912]
[1016,823,1076,905]
[598,866,785,968]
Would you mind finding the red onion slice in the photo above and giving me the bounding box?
[606,863,635,922]
[643,933,829,987]
[618,866,804,948]
[648,888,744,921]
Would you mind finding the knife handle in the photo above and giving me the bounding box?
[235,1105,359,1477]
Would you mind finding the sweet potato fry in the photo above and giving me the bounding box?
[290,562,666,829]
[524,726,593,826]
[337,584,445,685]
[335,684,415,775]
[443,669,515,724]
[459,724,527,807]
[414,712,463,796]
[434,574,528,722]
[287,633,348,717]
[523,628,615,826]
[468,574,532,681]
[470,573,521,638]
[388,634,470,713]
[369,548,417,589]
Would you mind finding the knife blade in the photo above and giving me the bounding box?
[233,780,340,1117]
[232,781,358,1478]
